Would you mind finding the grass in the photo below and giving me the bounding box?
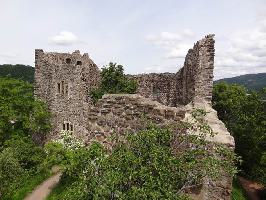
[3,170,51,200]
[231,178,248,200]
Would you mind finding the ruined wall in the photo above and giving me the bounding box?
[34,50,100,138]
[131,34,215,106]
[34,35,215,137]
[184,99,234,200]
[177,34,215,104]
[128,73,177,106]
[85,94,185,147]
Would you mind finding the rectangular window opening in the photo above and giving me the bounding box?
[57,83,61,93]
[63,123,66,130]
[61,81,64,94]
[65,83,68,95]
[66,123,69,131]
[70,124,73,131]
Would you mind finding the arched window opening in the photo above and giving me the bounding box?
[76,61,82,65]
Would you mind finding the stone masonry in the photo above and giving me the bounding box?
[34,34,235,200]
[34,50,100,138]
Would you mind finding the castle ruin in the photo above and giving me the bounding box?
[34,34,234,200]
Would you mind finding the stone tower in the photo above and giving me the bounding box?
[34,50,100,138]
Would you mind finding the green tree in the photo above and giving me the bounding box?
[90,63,137,103]
[0,77,50,147]
[213,82,266,183]
[0,77,51,199]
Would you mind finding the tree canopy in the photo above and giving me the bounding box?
[213,82,266,184]
[90,63,137,103]
[0,64,35,83]
[0,77,50,147]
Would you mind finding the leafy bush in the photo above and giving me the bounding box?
[0,137,50,199]
[90,62,137,103]
[213,82,266,184]
[0,148,25,196]
[43,131,85,169]
[4,136,46,170]
[48,112,238,200]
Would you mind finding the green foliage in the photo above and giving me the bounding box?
[43,131,86,169]
[0,77,50,146]
[90,62,137,103]
[0,77,52,199]
[0,136,50,199]
[48,114,238,200]
[43,142,66,168]
[213,82,266,184]
[0,64,35,83]
[6,170,51,200]
[4,136,46,170]
[0,148,24,196]
[231,178,248,200]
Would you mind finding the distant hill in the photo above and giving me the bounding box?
[215,73,266,91]
[0,64,265,91]
[0,64,35,83]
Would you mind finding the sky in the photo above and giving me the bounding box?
[0,0,266,80]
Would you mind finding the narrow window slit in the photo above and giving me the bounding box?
[57,83,60,93]
[61,81,64,94]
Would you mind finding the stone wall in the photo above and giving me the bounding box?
[178,34,215,104]
[34,50,101,138]
[130,34,215,106]
[128,73,177,106]
[85,94,186,147]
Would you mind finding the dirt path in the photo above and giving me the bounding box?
[24,172,62,200]
[238,176,265,200]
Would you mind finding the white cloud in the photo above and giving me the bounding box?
[146,21,266,79]
[49,31,79,46]
[214,15,266,79]
[146,29,196,59]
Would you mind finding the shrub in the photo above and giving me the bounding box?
[4,136,46,170]
[49,111,238,199]
[0,148,25,197]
